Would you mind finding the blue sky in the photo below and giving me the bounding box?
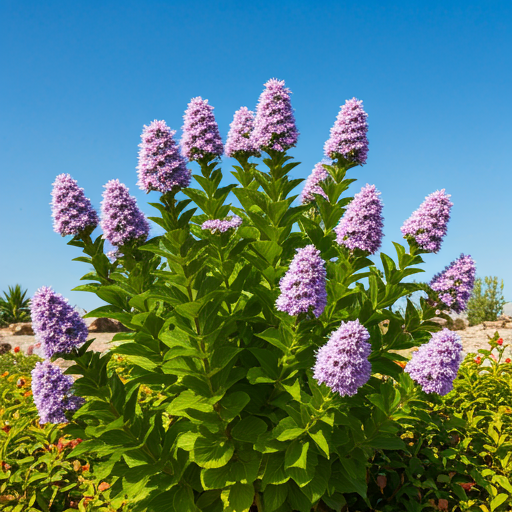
[1,0,511,312]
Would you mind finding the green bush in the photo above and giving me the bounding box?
[0,352,109,511]
[366,333,512,511]
[467,277,506,326]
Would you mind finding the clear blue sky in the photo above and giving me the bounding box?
[1,1,511,312]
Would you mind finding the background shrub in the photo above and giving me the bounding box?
[467,277,506,326]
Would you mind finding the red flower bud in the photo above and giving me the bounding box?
[13,347,20,353]
[506,358,511,364]
[497,338,504,345]
[475,356,482,365]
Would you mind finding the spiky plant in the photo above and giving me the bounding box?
[0,284,31,325]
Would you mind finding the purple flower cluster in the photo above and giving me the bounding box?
[31,286,88,359]
[276,245,327,318]
[301,163,329,204]
[335,184,384,255]
[400,189,453,253]
[31,361,84,424]
[324,98,369,164]
[180,97,223,160]
[137,120,191,193]
[201,215,242,233]
[251,78,299,152]
[100,180,150,247]
[313,319,372,397]
[51,174,98,236]
[225,107,259,158]
[430,255,476,313]
[405,328,463,395]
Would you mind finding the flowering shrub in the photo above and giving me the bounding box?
[40,78,477,511]
[366,333,512,511]
[0,352,90,511]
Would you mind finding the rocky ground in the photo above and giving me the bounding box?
[1,317,510,369]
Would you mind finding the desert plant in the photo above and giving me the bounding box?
[467,277,506,326]
[0,284,31,326]
[38,80,477,511]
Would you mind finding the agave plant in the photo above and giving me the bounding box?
[0,284,31,326]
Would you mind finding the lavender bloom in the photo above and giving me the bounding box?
[106,249,124,262]
[335,184,384,254]
[31,286,88,359]
[430,255,476,313]
[225,107,259,157]
[201,215,242,233]
[324,98,369,164]
[180,97,223,160]
[276,245,327,318]
[100,180,150,247]
[31,361,84,424]
[400,189,453,253]
[405,328,463,395]
[51,174,98,236]
[313,319,372,397]
[137,120,191,193]
[301,163,329,204]
[251,78,299,152]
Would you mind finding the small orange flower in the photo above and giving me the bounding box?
[1,372,8,378]
[13,347,20,353]
[475,356,482,365]
[70,438,83,448]
[98,482,110,492]
[82,463,90,472]
[23,390,32,397]
[506,358,511,364]
[497,338,504,345]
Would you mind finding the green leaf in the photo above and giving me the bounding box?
[301,458,330,503]
[368,435,406,450]
[285,440,309,470]
[221,482,254,512]
[247,367,276,384]
[491,494,509,511]
[308,428,330,459]
[276,428,305,441]
[256,327,291,353]
[192,433,235,469]
[493,475,512,493]
[231,416,268,442]
[219,392,251,422]
[172,486,197,512]
[262,452,290,486]
[263,483,289,512]
[251,241,283,266]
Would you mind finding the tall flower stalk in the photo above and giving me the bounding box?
[137,119,191,193]
[51,174,98,236]
[401,189,452,253]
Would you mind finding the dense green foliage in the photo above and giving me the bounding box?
[2,336,512,510]
[467,277,506,326]
[0,352,87,511]
[0,285,31,326]
[367,333,512,511]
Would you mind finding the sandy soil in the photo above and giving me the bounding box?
[1,321,510,369]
